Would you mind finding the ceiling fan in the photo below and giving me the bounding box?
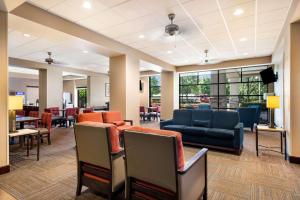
[44,52,68,65]
[200,49,222,65]
[165,13,180,36]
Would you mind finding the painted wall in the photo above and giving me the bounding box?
[89,75,110,107]
[140,76,149,107]
[161,71,175,120]
[272,2,300,157]
[9,77,39,105]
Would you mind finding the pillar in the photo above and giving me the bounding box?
[86,76,91,107]
[0,11,9,170]
[89,75,109,107]
[109,55,140,125]
[139,76,149,107]
[290,21,300,158]
[161,71,176,120]
[39,67,63,114]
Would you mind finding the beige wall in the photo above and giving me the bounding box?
[0,11,8,167]
[110,55,140,125]
[89,75,109,107]
[140,76,149,107]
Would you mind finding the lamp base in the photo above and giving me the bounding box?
[269,108,275,128]
[9,110,17,133]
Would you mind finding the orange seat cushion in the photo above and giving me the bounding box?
[127,126,185,170]
[102,111,123,124]
[77,112,103,123]
[77,121,121,153]
[114,121,125,126]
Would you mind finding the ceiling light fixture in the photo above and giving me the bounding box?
[167,50,173,54]
[23,33,31,37]
[239,37,247,42]
[83,50,88,54]
[138,34,145,39]
[233,9,244,16]
[82,1,92,9]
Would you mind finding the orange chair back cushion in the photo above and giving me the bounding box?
[78,121,121,153]
[128,126,185,170]
[77,112,103,123]
[41,112,52,131]
[102,111,123,124]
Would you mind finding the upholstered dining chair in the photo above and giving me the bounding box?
[139,106,149,121]
[65,108,77,127]
[31,112,52,145]
[74,122,125,199]
[123,126,208,200]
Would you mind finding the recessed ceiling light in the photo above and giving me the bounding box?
[23,33,31,37]
[239,37,247,42]
[138,34,145,39]
[82,1,92,9]
[233,9,244,16]
[243,52,248,56]
[167,50,173,54]
[83,50,88,54]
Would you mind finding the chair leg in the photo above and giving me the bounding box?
[76,177,82,196]
[47,133,51,145]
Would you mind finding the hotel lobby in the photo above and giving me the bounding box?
[1,0,300,199]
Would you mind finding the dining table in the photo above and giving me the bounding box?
[16,116,40,129]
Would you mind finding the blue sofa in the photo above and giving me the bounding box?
[160,109,244,155]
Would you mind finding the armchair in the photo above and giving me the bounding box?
[74,122,125,199]
[124,127,208,200]
[237,107,256,131]
[77,112,103,123]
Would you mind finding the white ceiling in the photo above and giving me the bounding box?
[9,0,293,72]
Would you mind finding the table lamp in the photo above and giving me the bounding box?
[267,96,280,128]
[9,96,23,132]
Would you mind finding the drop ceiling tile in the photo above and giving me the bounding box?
[182,0,219,16]
[28,0,66,10]
[257,0,292,13]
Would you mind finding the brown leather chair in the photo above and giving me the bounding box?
[124,127,208,200]
[74,122,125,199]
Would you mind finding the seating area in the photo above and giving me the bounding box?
[1,1,300,200]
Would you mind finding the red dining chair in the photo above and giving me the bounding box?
[66,108,77,127]
[36,112,52,145]
[140,106,149,121]
[16,109,25,117]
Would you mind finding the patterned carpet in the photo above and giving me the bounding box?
[0,122,300,200]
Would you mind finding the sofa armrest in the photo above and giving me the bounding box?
[234,123,244,149]
[124,120,133,126]
[160,119,173,129]
[178,148,208,200]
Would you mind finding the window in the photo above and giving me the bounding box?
[179,65,272,122]
[77,87,87,108]
[149,76,161,107]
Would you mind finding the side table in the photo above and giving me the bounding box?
[255,124,287,160]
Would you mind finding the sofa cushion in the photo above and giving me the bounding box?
[77,112,103,123]
[191,109,213,127]
[206,128,234,139]
[193,120,210,128]
[163,125,186,132]
[183,126,208,136]
[212,111,239,130]
[114,121,125,126]
[173,109,193,126]
[128,126,185,170]
[102,111,123,124]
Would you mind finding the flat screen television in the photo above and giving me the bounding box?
[260,67,277,84]
[139,80,143,91]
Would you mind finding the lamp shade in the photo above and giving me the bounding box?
[267,96,280,109]
[9,96,23,110]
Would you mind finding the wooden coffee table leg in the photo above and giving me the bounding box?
[26,136,29,157]
[256,126,259,157]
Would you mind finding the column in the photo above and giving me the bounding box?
[161,71,175,120]
[139,76,149,107]
[0,11,9,170]
[109,55,140,125]
[86,76,91,107]
[290,21,300,158]
[39,67,63,114]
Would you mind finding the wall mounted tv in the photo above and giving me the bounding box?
[260,67,278,84]
[139,80,143,91]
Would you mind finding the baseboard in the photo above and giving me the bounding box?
[0,165,10,175]
[289,156,300,164]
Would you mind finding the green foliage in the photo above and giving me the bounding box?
[150,76,161,96]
